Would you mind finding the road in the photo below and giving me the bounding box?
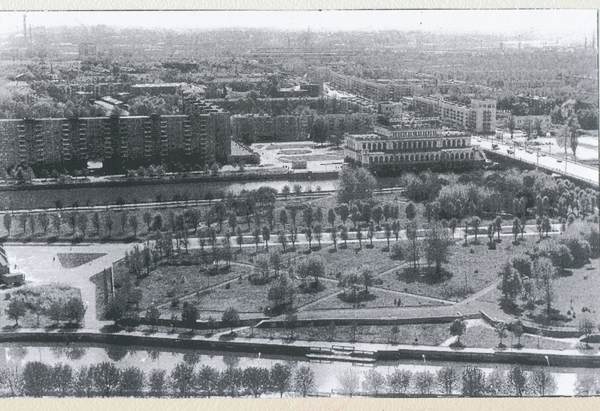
[475,138,598,186]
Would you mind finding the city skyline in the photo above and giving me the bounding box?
[0,9,597,44]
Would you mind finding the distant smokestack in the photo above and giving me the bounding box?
[23,13,27,43]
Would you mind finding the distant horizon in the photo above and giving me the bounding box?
[0,9,597,43]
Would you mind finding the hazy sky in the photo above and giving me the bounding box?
[0,9,597,39]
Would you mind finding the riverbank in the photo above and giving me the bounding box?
[1,326,598,369]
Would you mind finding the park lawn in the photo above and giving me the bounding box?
[307,244,401,279]
[126,261,246,310]
[57,253,106,268]
[0,284,82,329]
[377,238,539,301]
[239,323,451,346]
[523,257,600,327]
[302,287,449,311]
[460,325,575,351]
[471,258,600,328]
[189,276,335,316]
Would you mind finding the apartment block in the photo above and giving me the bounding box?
[0,101,231,171]
[414,96,497,133]
[231,113,375,143]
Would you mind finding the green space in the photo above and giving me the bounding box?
[239,323,451,346]
[304,287,448,311]
[460,325,575,351]
[377,239,538,302]
[0,284,84,329]
[57,253,106,268]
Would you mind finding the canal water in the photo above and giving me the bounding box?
[0,179,343,211]
[0,343,591,396]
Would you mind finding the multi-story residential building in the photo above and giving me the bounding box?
[330,72,416,101]
[230,113,375,143]
[130,83,184,96]
[344,123,484,173]
[413,96,496,133]
[0,101,231,171]
[510,115,552,132]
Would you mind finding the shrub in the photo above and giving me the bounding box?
[390,242,403,260]
[560,235,591,267]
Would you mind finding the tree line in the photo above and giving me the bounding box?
[5,358,600,398]
[2,360,316,398]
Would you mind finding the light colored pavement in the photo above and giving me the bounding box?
[476,138,598,186]
[4,242,140,329]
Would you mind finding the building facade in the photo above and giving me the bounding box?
[330,71,416,101]
[0,101,231,171]
[231,113,375,143]
[413,97,497,133]
[344,124,484,172]
[510,115,552,132]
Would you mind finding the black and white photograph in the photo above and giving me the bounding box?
[0,7,598,401]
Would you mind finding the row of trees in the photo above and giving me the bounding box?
[337,365,566,397]
[9,360,315,398]
[4,295,86,328]
[7,360,600,397]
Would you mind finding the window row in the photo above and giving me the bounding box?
[362,139,468,151]
[368,151,475,163]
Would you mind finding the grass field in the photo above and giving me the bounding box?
[186,276,337,317]
[238,323,451,345]
[57,253,106,268]
[377,238,539,301]
[0,284,82,329]
[460,325,575,351]
[308,244,402,279]
[304,287,448,311]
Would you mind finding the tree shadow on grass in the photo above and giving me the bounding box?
[396,266,453,285]
[557,269,573,277]
[499,298,525,317]
[337,290,376,305]
[328,248,337,253]
[100,323,123,333]
[526,308,572,326]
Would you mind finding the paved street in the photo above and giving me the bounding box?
[475,137,598,186]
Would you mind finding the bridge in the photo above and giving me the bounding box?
[476,138,598,188]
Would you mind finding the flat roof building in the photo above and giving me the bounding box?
[414,96,496,134]
[344,123,484,173]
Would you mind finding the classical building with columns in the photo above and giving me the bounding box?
[343,123,485,173]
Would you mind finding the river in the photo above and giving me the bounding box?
[0,343,591,396]
[0,178,343,211]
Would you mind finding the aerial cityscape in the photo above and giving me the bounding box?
[0,9,598,399]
